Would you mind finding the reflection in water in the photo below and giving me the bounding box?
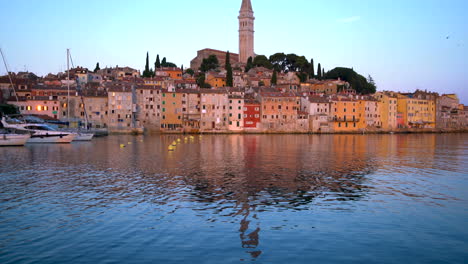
[0,134,467,263]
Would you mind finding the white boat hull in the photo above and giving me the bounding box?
[73,133,94,141]
[0,134,31,146]
[27,133,76,144]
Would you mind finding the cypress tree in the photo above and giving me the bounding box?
[181,65,184,72]
[245,57,253,73]
[143,52,150,77]
[155,55,161,69]
[317,63,322,80]
[322,68,325,79]
[162,57,167,67]
[310,59,315,78]
[271,71,277,86]
[225,51,233,87]
[94,62,100,73]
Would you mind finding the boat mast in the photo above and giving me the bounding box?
[0,48,19,102]
[67,49,70,127]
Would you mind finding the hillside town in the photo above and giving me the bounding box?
[0,60,466,134]
[1,0,467,134]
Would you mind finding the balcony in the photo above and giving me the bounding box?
[333,117,360,122]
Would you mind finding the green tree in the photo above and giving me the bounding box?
[367,75,376,86]
[186,68,195,76]
[252,55,273,69]
[199,55,220,72]
[297,72,307,82]
[225,51,233,87]
[310,59,315,78]
[245,56,254,72]
[271,71,277,85]
[143,52,150,77]
[0,104,19,117]
[196,75,206,87]
[155,55,161,69]
[181,65,184,72]
[326,67,377,94]
[317,63,322,79]
[269,52,287,72]
[322,68,325,79]
[94,62,100,73]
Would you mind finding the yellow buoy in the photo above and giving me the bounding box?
[120,144,125,148]
[168,145,175,151]
[128,142,132,145]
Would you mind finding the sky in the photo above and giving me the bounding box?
[1,0,467,103]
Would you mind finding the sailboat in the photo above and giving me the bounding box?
[65,49,94,141]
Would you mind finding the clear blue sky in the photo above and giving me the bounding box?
[1,0,467,103]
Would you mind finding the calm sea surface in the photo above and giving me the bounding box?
[0,134,467,263]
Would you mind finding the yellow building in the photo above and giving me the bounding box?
[206,72,226,88]
[330,96,365,132]
[397,94,436,128]
[374,92,398,131]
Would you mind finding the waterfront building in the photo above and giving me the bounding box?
[258,91,300,132]
[200,89,229,131]
[8,97,62,120]
[374,92,398,131]
[397,93,436,129]
[81,92,108,129]
[243,98,261,130]
[228,95,244,131]
[330,96,365,132]
[181,90,201,132]
[436,94,462,129]
[301,95,332,133]
[107,85,134,132]
[362,96,382,129]
[136,85,161,132]
[160,90,184,132]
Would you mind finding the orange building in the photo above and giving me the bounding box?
[330,96,365,132]
[157,67,183,80]
[160,90,184,131]
[206,71,226,88]
[258,91,300,132]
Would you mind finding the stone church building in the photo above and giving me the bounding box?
[190,0,255,70]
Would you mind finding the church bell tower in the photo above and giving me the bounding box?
[239,0,255,63]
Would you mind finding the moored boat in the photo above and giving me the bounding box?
[1,117,76,144]
[0,133,31,146]
[73,132,94,141]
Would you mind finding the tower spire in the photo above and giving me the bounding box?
[240,0,253,13]
[238,0,255,63]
